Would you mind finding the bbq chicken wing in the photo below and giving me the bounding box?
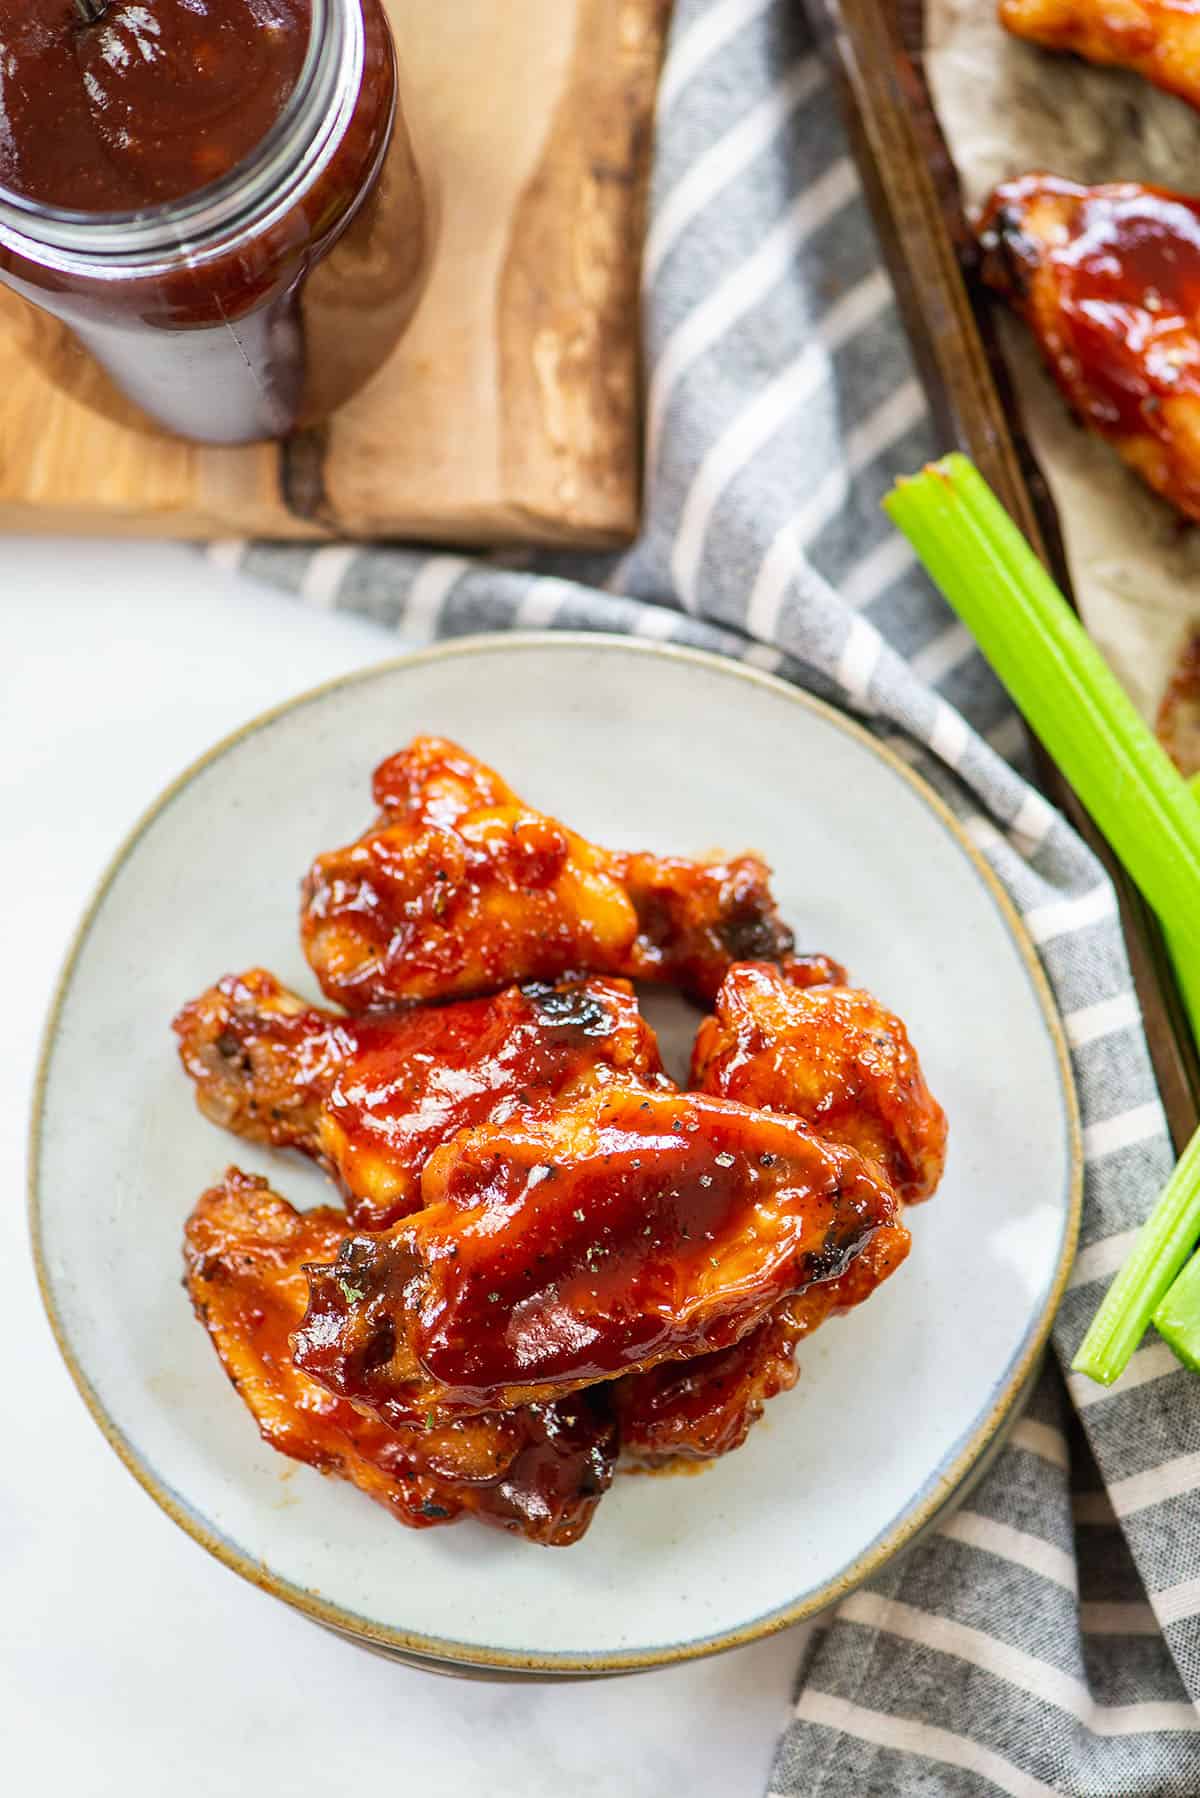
[299,736,830,1009]
[184,1170,616,1545]
[613,960,944,1464]
[174,968,668,1230]
[615,1308,806,1462]
[978,174,1200,522]
[615,1207,914,1462]
[1000,0,1200,113]
[616,1218,912,1461]
[691,961,947,1204]
[292,1083,903,1426]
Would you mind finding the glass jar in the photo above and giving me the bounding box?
[0,0,431,444]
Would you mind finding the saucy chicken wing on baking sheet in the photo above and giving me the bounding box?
[1000,0,1200,113]
[300,735,840,1009]
[173,736,946,1541]
[977,174,1200,522]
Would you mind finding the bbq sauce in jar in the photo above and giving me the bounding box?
[0,1,431,444]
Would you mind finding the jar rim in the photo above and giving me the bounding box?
[0,0,352,257]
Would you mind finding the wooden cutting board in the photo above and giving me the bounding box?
[0,1,671,546]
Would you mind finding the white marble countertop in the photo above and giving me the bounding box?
[3,541,803,1798]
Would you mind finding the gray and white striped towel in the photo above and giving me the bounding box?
[217,1,1200,1789]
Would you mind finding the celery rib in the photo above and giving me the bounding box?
[1073,1124,1200,1383]
[883,455,1200,1385]
[883,457,1200,971]
[1154,1234,1200,1374]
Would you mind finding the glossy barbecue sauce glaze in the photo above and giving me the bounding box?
[0,1,310,211]
[305,741,824,1011]
[183,1172,616,1545]
[323,979,669,1230]
[294,1089,899,1422]
[980,176,1200,437]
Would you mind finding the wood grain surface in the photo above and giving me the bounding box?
[0,0,671,546]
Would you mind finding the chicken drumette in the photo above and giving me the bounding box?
[1000,0,1200,114]
[691,961,947,1203]
[292,1083,904,1427]
[184,1169,616,1545]
[174,968,668,1229]
[977,174,1200,522]
[300,736,839,1009]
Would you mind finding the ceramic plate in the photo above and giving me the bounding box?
[31,635,1081,1674]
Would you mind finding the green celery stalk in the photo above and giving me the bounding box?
[1154,1230,1200,1373]
[1072,1123,1200,1383]
[1152,782,1200,1382]
[884,455,1200,1040]
[1115,731,1200,1374]
[1168,930,1200,1053]
[884,455,1200,1384]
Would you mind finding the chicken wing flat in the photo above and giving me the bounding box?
[977,174,1200,522]
[174,970,344,1158]
[184,1169,616,1545]
[691,961,947,1204]
[616,1216,912,1462]
[292,1083,903,1426]
[299,736,832,1009]
[615,960,942,1463]
[1000,0,1200,112]
[174,968,667,1229]
[615,1308,805,1462]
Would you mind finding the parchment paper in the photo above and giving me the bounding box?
[926,0,1200,718]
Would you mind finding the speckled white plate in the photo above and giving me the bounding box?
[30,635,1081,1675]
